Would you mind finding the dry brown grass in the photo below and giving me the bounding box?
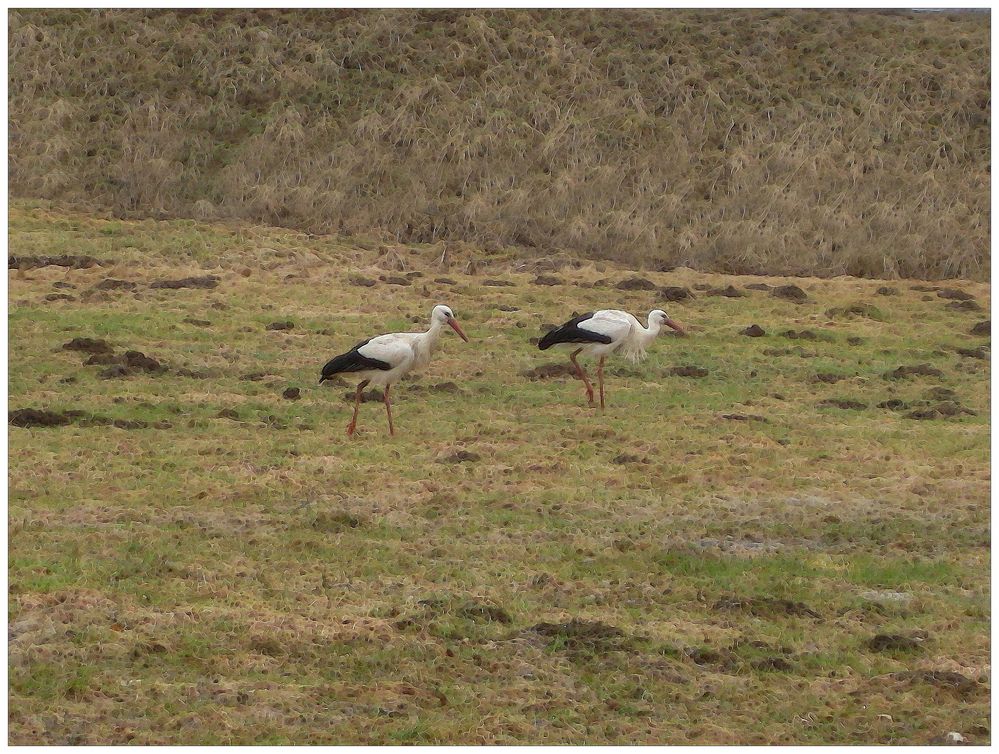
[7,9,991,280]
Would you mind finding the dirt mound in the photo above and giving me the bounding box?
[533,275,563,286]
[706,285,745,297]
[660,286,694,301]
[892,670,979,696]
[866,633,923,652]
[9,408,77,427]
[266,321,294,331]
[349,275,377,287]
[781,329,819,340]
[770,285,808,303]
[813,373,844,384]
[956,345,988,360]
[713,596,820,618]
[94,278,136,291]
[741,324,766,337]
[150,275,219,290]
[818,398,867,410]
[970,320,990,335]
[885,364,944,379]
[720,413,769,422]
[342,389,385,403]
[668,365,709,378]
[62,337,112,354]
[482,279,514,287]
[9,254,103,269]
[937,288,974,301]
[876,286,898,296]
[946,300,982,312]
[616,276,656,291]
[527,619,632,652]
[826,303,883,319]
[282,387,301,400]
[442,450,480,464]
[906,401,976,419]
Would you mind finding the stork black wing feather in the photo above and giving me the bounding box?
[538,313,613,350]
[320,338,392,383]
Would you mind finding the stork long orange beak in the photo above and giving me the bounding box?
[447,317,469,342]
[666,318,687,336]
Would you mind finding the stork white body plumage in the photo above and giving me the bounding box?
[538,308,686,408]
[320,304,468,437]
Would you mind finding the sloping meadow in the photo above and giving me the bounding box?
[8,9,990,279]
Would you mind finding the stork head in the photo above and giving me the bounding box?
[650,308,687,336]
[431,304,469,341]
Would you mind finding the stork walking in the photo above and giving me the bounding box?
[320,304,469,437]
[538,309,686,408]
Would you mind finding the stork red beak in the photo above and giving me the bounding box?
[666,318,687,336]
[447,316,469,342]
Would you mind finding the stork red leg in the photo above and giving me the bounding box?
[597,356,606,409]
[346,379,370,437]
[569,348,595,405]
[383,384,395,436]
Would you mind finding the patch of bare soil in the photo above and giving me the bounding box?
[884,364,945,379]
[533,275,563,286]
[813,373,844,384]
[818,398,867,410]
[876,286,898,296]
[380,275,410,286]
[311,510,368,532]
[826,303,881,318]
[713,596,820,619]
[668,365,709,378]
[349,275,376,287]
[182,318,212,327]
[745,283,772,291]
[521,363,577,380]
[891,670,980,696]
[482,279,514,287]
[741,324,766,337]
[970,320,989,336]
[9,408,164,429]
[93,278,136,291]
[282,387,300,400]
[62,337,112,354]
[706,285,745,297]
[526,619,633,652]
[149,275,219,289]
[660,286,694,301]
[877,399,909,411]
[44,293,75,302]
[937,288,974,301]
[770,284,808,302]
[616,276,656,291]
[866,633,925,652]
[781,329,819,340]
[956,345,988,360]
[612,453,646,464]
[906,401,976,420]
[946,300,982,312]
[266,321,294,331]
[9,254,104,269]
[441,450,480,463]
[720,413,769,423]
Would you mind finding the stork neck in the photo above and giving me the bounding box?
[639,317,662,343]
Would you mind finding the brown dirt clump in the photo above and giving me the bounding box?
[349,275,377,287]
[527,619,632,652]
[706,285,745,298]
[150,275,219,289]
[713,596,820,619]
[62,337,113,354]
[9,408,77,427]
[94,278,136,291]
[937,288,974,301]
[818,398,867,410]
[282,387,301,400]
[885,364,945,379]
[956,345,988,360]
[946,300,982,312]
[866,634,923,652]
[741,324,766,337]
[906,401,976,420]
[970,320,989,335]
[616,276,657,291]
[770,285,808,303]
[669,365,709,378]
[533,275,563,286]
[781,329,819,340]
[266,321,294,331]
[892,670,979,696]
[9,254,103,269]
[442,450,480,463]
[660,286,694,301]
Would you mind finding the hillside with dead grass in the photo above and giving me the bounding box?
[8,9,991,279]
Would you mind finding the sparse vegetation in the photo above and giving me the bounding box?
[8,9,990,279]
[8,203,990,744]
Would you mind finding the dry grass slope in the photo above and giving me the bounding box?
[8,9,991,279]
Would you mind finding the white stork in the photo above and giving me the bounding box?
[320,304,469,437]
[538,308,686,408]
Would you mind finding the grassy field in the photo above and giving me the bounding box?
[8,201,990,744]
